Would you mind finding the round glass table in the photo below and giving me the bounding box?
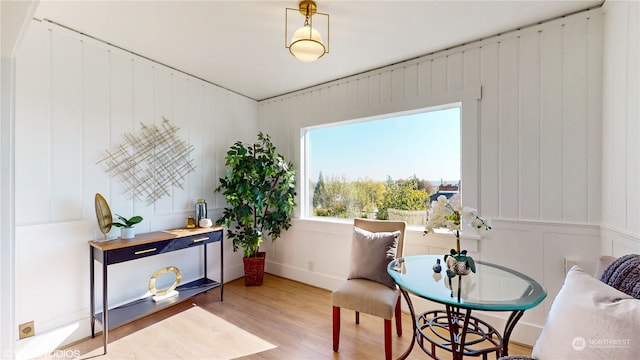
[387,255,546,360]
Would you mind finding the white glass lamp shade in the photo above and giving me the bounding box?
[290,25,326,62]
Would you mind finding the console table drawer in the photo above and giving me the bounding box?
[103,230,223,265]
[106,241,171,264]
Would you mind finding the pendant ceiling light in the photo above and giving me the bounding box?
[285,0,329,63]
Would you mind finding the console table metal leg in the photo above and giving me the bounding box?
[220,237,224,301]
[102,259,108,355]
[89,248,95,338]
[204,243,208,281]
[501,310,525,357]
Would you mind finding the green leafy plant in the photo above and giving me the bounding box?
[215,132,296,258]
[111,214,143,228]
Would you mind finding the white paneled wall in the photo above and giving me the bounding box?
[258,8,630,345]
[601,0,640,256]
[14,20,256,348]
[263,10,604,224]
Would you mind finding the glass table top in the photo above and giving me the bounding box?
[387,255,547,311]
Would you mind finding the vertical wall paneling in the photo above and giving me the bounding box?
[357,76,369,108]
[50,30,83,222]
[15,25,51,225]
[391,67,404,101]
[432,57,447,94]
[379,71,391,104]
[586,14,603,225]
[347,78,359,109]
[601,0,640,241]
[368,73,380,106]
[625,3,640,235]
[463,48,481,87]
[206,86,223,208]
[460,92,480,211]
[404,63,418,99]
[338,81,349,113]
[518,32,541,220]
[479,43,500,217]
[601,5,615,229]
[82,40,111,223]
[562,18,589,223]
[151,67,174,213]
[498,37,520,218]
[539,25,564,221]
[131,58,155,228]
[170,72,191,212]
[417,60,433,96]
[608,4,628,231]
[316,87,329,118]
[187,80,205,207]
[108,51,134,218]
[447,52,464,90]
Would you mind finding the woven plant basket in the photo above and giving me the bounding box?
[243,252,266,286]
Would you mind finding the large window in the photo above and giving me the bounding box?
[301,104,461,225]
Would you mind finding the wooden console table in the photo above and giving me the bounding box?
[89,227,224,354]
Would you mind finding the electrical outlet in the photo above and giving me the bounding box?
[19,321,35,339]
[564,258,579,273]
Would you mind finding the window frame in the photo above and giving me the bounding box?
[299,86,482,224]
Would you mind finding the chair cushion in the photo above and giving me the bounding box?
[347,226,400,289]
[331,278,400,319]
[532,266,640,359]
[599,254,640,299]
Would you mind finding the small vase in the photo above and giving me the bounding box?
[120,227,135,239]
[454,260,472,275]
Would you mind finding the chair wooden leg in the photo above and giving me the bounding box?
[333,306,340,352]
[384,319,392,360]
[395,296,402,336]
[355,311,360,324]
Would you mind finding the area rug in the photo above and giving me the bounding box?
[81,306,276,359]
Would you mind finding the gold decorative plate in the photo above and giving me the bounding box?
[95,193,113,239]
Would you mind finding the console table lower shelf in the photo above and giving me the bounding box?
[93,278,221,331]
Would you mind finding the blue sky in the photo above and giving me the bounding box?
[308,107,461,183]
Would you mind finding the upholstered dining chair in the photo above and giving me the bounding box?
[331,218,407,360]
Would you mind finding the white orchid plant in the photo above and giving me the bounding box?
[424,195,492,237]
[424,195,491,277]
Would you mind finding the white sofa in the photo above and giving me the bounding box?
[500,254,640,360]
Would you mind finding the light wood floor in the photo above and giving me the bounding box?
[68,274,532,359]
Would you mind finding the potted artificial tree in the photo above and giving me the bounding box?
[215,132,296,286]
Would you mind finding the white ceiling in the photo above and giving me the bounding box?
[33,0,603,101]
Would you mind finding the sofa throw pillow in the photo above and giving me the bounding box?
[532,266,640,359]
[347,226,400,289]
[599,254,640,299]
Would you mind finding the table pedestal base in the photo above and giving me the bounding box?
[417,308,502,360]
[397,289,525,360]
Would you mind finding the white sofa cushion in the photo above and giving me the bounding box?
[532,266,640,359]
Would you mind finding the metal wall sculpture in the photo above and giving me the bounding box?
[98,117,196,205]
